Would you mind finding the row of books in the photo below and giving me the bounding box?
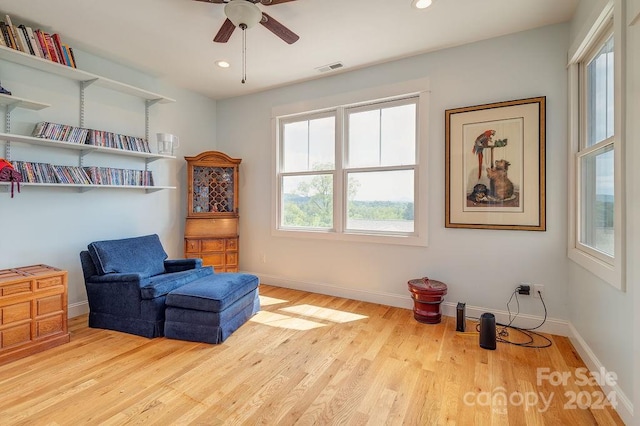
[84,166,154,186]
[0,14,77,68]
[32,122,151,153]
[32,122,89,144]
[13,161,154,187]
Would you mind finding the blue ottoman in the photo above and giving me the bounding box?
[164,273,260,344]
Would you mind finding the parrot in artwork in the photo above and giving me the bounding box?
[472,130,495,179]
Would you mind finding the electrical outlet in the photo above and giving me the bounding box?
[533,284,544,299]
[518,282,531,295]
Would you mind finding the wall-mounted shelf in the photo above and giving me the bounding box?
[0,93,50,111]
[0,45,175,104]
[0,131,175,161]
[0,182,175,193]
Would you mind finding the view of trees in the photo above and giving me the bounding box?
[282,172,414,229]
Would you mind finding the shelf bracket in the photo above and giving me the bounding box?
[3,104,16,161]
[80,79,99,128]
[145,99,161,146]
[79,149,92,167]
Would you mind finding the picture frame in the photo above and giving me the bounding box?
[445,96,546,231]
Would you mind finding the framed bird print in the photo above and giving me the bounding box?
[445,97,546,231]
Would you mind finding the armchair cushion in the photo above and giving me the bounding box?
[88,234,168,277]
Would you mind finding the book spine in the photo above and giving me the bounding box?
[68,47,77,68]
[25,27,43,58]
[12,25,26,52]
[0,23,11,48]
[43,33,60,63]
[51,33,67,65]
[4,15,17,50]
[18,25,34,55]
[61,45,72,68]
[34,30,50,60]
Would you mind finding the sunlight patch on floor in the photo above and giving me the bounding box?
[279,304,368,323]
[250,311,326,330]
[259,295,289,306]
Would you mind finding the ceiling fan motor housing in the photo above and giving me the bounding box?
[225,0,262,28]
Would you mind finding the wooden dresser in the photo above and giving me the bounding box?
[184,151,241,273]
[0,264,70,365]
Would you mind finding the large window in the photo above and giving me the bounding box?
[276,92,426,245]
[568,10,624,290]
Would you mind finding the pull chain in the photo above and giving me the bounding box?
[240,23,247,84]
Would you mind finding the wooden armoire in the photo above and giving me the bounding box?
[184,151,241,272]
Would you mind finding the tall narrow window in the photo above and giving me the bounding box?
[578,30,615,259]
[568,12,623,289]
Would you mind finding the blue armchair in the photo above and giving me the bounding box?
[80,234,213,338]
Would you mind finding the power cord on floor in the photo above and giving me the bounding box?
[470,288,552,348]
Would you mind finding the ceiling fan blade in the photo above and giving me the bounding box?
[260,0,298,5]
[260,12,299,44]
[214,18,236,43]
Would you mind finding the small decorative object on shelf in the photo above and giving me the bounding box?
[0,158,21,197]
[0,80,11,95]
[157,133,179,155]
[185,151,241,272]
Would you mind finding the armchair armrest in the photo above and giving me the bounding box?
[164,258,203,273]
[87,272,146,284]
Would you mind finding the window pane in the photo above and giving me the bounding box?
[346,170,414,233]
[281,174,333,229]
[283,117,335,172]
[348,103,416,168]
[586,35,614,147]
[580,144,614,256]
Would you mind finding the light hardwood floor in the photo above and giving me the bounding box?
[0,285,624,425]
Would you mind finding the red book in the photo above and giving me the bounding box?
[51,34,67,65]
[43,32,60,63]
[34,30,50,60]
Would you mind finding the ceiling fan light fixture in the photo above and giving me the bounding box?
[224,0,262,28]
[412,0,433,9]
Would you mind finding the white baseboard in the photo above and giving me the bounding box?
[254,273,570,336]
[68,301,89,318]
[567,323,633,425]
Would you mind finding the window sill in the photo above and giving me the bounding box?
[272,228,428,247]
[568,246,623,290]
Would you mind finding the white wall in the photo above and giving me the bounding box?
[0,48,217,313]
[566,0,637,421]
[217,25,570,325]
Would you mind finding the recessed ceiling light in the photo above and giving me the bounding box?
[412,0,433,9]
[216,60,230,68]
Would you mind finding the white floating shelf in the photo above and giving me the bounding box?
[0,93,50,110]
[0,182,175,193]
[0,132,176,160]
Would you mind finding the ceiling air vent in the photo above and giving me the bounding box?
[316,62,344,73]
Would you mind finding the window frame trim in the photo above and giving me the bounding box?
[567,1,626,290]
[271,78,430,247]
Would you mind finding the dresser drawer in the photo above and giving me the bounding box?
[36,276,63,290]
[37,295,63,316]
[37,314,64,338]
[1,280,32,297]
[226,238,238,251]
[1,323,31,348]
[185,239,200,253]
[202,253,225,268]
[1,302,31,325]
[201,239,225,252]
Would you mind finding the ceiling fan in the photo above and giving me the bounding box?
[194,0,300,45]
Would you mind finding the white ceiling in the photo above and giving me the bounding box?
[0,0,578,100]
